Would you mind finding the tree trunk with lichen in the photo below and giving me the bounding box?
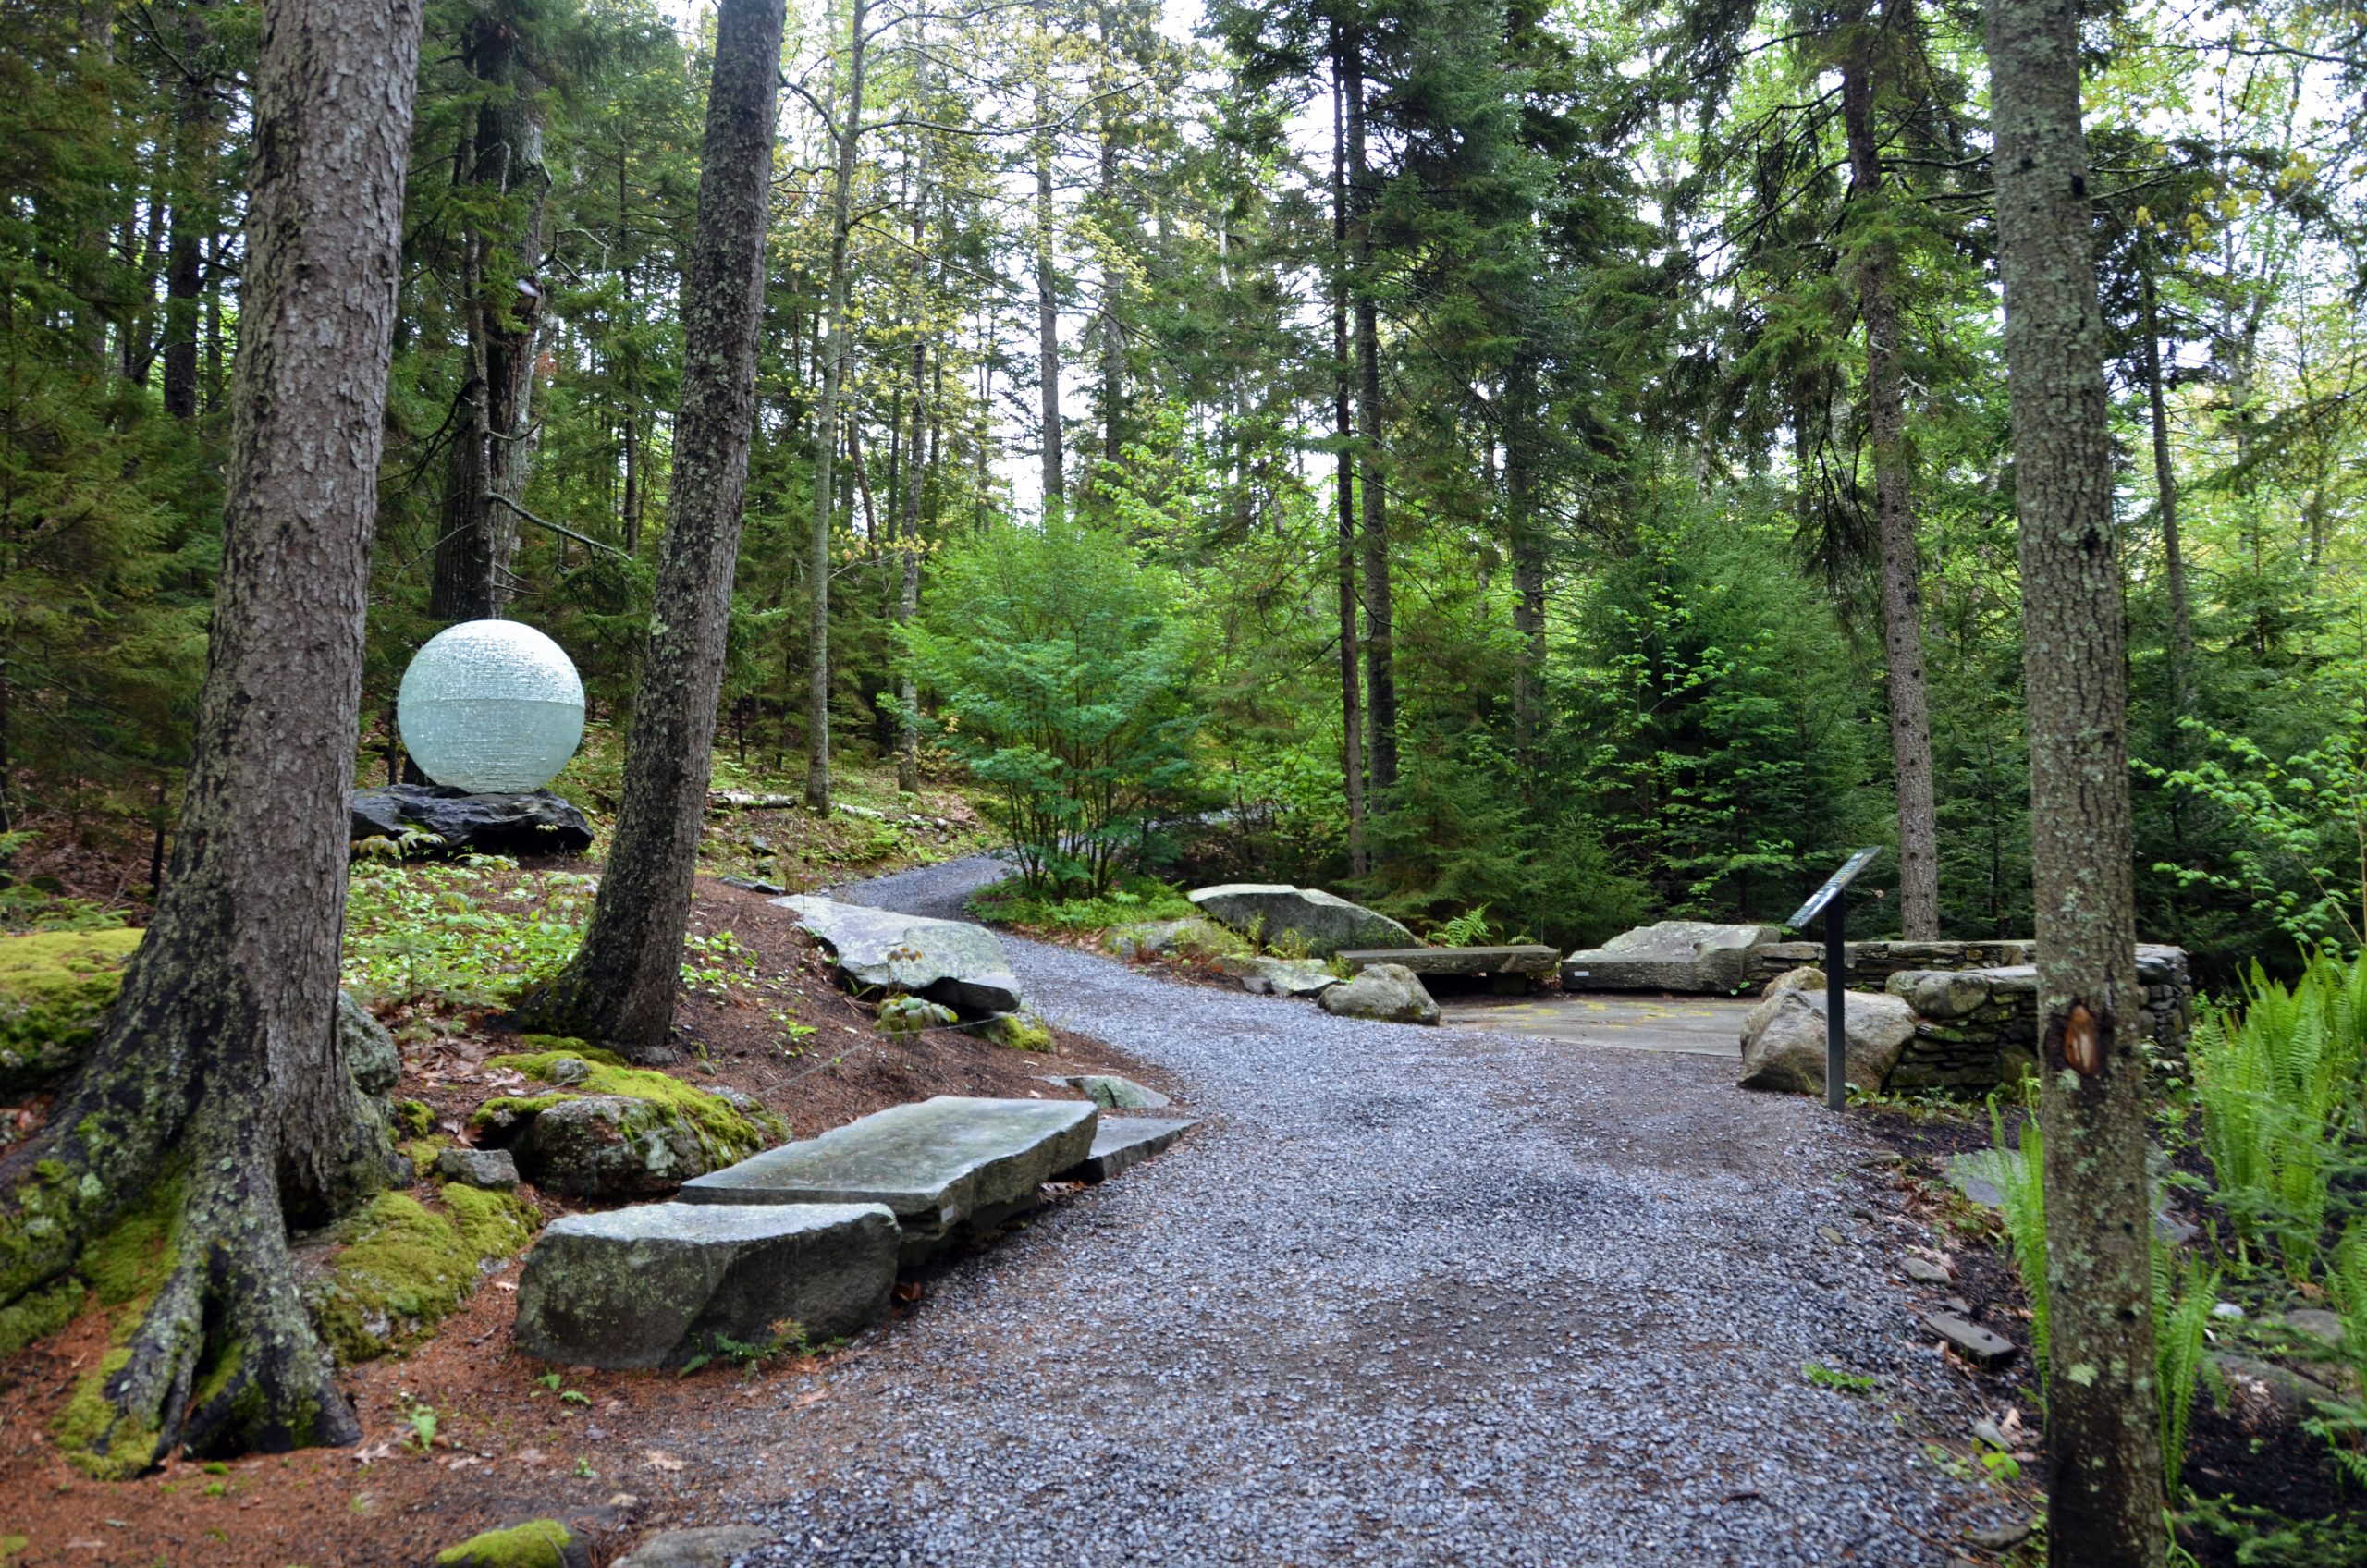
[510,0,783,1060]
[1986,0,2167,1559]
[0,0,423,1473]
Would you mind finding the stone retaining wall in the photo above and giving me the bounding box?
[1878,946,2194,1093]
[1741,939,2038,990]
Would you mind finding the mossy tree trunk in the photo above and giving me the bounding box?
[513,0,783,1059]
[1986,0,2167,1558]
[0,0,423,1471]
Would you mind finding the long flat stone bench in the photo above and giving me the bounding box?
[1063,1116,1198,1182]
[1339,946,1558,976]
[678,1096,1097,1264]
[514,1200,900,1369]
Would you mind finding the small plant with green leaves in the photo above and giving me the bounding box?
[1799,1361,1877,1396]
[342,859,596,1009]
[1432,905,1494,947]
[395,1392,437,1455]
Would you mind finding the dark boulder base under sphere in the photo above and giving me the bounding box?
[350,784,593,858]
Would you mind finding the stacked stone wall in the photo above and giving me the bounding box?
[1876,947,2194,1093]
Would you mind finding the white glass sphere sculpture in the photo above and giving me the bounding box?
[398,619,585,793]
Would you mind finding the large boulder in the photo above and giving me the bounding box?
[1186,884,1416,957]
[1737,985,1916,1096]
[350,784,593,858]
[1560,920,1782,994]
[1218,954,1340,998]
[472,1042,788,1199]
[773,895,1024,1016]
[514,1201,899,1371]
[1317,962,1440,1025]
[680,1096,1095,1264]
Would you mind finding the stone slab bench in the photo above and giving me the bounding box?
[1063,1116,1198,1182]
[513,1200,899,1369]
[678,1096,1096,1264]
[1338,946,1558,991]
[1560,922,1782,993]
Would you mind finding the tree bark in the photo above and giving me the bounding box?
[1840,0,1941,939]
[897,190,928,795]
[0,0,422,1470]
[2140,259,2192,721]
[1507,351,1547,792]
[161,2,214,423]
[1342,25,1396,793]
[806,0,867,813]
[1097,4,1122,478]
[516,0,784,1058]
[430,6,550,622]
[1035,66,1064,509]
[1330,33,1365,876]
[1986,0,2166,1558]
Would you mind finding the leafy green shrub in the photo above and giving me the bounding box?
[970,875,1197,933]
[342,859,595,1009]
[2190,951,2367,1279]
[2304,1221,2367,1487]
[904,518,1200,896]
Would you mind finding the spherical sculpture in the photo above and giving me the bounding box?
[398,619,585,794]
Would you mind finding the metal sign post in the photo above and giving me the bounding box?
[1786,849,1883,1113]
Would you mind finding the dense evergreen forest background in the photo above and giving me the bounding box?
[8,0,2367,979]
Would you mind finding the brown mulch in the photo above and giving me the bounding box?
[0,877,1171,1567]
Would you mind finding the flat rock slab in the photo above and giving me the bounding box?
[514,1201,899,1370]
[1186,884,1415,957]
[351,785,594,858]
[773,895,1024,1015]
[1217,954,1339,997]
[1064,1116,1199,1182]
[1338,945,1558,976]
[615,1526,775,1568]
[1924,1311,2017,1369]
[1047,1072,1171,1109]
[680,1096,1097,1263]
[1560,920,1781,993]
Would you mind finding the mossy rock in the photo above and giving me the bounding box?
[973,1011,1053,1052]
[0,1275,84,1356]
[302,1186,539,1366]
[471,1037,788,1198]
[435,1519,583,1568]
[0,927,141,1096]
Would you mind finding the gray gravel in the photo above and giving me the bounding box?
[696,856,1993,1566]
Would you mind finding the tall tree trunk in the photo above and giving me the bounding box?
[431,7,550,622]
[1035,67,1064,509]
[1342,26,1396,793]
[0,0,423,1470]
[1840,2,1942,938]
[806,0,867,813]
[1330,34,1365,876]
[1097,4,1122,478]
[2140,258,2192,721]
[897,191,928,795]
[1507,352,1547,792]
[1987,0,2166,1559]
[517,0,784,1057]
[160,3,212,427]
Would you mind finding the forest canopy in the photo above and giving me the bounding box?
[7,0,2367,978]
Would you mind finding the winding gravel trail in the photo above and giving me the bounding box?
[704,857,1991,1566]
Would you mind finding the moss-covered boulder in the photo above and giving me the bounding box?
[469,1038,788,1199]
[302,1185,539,1365]
[434,1519,587,1568]
[0,927,141,1096]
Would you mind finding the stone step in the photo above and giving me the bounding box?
[514,1200,899,1370]
[1923,1310,2017,1369]
[1064,1116,1199,1182]
[679,1096,1097,1264]
[1337,945,1559,976]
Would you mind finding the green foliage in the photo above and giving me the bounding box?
[1799,1361,1877,1395]
[905,519,1200,896]
[2190,951,2367,1278]
[2302,1221,2367,1487]
[341,861,596,1010]
[969,874,1198,934]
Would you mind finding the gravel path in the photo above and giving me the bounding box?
[701,857,1993,1566]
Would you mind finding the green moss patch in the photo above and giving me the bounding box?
[434,1519,573,1568]
[55,1344,157,1478]
[0,1274,84,1355]
[81,1172,183,1310]
[0,927,142,1095]
[304,1186,532,1366]
[483,1044,786,1164]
